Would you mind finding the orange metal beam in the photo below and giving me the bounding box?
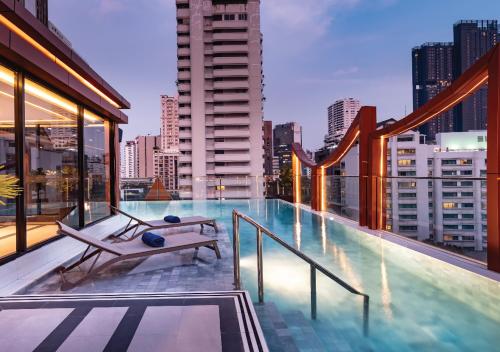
[358,107,377,226]
[292,152,301,204]
[293,44,500,272]
[292,107,376,214]
[487,45,500,272]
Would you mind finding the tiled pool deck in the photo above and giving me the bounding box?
[20,223,311,351]
[21,225,234,295]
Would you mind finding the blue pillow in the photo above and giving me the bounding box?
[141,232,165,248]
[164,215,181,223]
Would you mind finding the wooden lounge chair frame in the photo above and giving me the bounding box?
[56,221,221,290]
[110,205,219,240]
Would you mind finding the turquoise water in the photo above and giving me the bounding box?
[122,199,500,351]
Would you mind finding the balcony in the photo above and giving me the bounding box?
[213,69,249,77]
[213,32,248,41]
[214,141,251,150]
[177,47,190,56]
[178,106,191,115]
[178,71,191,80]
[213,56,248,65]
[178,83,191,92]
[213,93,249,101]
[177,35,190,45]
[176,24,189,33]
[178,59,191,68]
[178,95,191,104]
[213,80,249,89]
[213,45,248,55]
[214,129,250,138]
[213,105,250,114]
[179,130,192,138]
[214,117,250,126]
[215,165,251,174]
[214,153,251,162]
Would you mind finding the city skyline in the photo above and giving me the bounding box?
[48,0,500,150]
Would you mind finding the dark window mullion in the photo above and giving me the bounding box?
[77,105,85,228]
[14,71,26,252]
[109,122,117,208]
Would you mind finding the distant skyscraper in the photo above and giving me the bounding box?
[412,42,454,141]
[154,150,179,190]
[123,140,137,178]
[263,120,273,176]
[160,95,179,151]
[273,122,302,169]
[135,135,161,178]
[176,0,264,199]
[453,20,498,131]
[327,98,360,144]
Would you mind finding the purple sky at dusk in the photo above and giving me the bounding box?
[49,0,500,150]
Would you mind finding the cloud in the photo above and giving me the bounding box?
[97,0,125,15]
[262,0,361,39]
[333,66,359,76]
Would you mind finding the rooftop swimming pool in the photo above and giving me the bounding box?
[121,199,500,351]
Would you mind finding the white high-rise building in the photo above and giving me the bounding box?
[340,130,487,255]
[176,0,264,199]
[123,140,137,178]
[327,98,360,144]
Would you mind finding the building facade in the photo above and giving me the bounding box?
[154,150,179,191]
[176,0,264,199]
[0,0,130,261]
[341,131,487,255]
[122,140,137,178]
[327,98,360,144]
[412,42,454,141]
[453,20,497,131]
[273,122,302,170]
[263,120,273,176]
[160,95,179,151]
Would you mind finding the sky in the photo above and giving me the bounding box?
[49,0,500,150]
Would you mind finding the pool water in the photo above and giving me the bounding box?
[121,199,500,351]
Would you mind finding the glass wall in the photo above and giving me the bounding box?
[83,109,111,224]
[24,79,79,247]
[0,65,16,258]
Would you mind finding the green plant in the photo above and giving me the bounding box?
[0,166,21,205]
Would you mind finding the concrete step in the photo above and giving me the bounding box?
[253,301,326,352]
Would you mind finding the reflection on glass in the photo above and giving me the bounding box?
[294,206,301,250]
[84,110,110,224]
[25,79,79,247]
[0,65,16,258]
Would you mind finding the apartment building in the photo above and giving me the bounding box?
[263,120,273,176]
[273,122,302,169]
[123,141,137,178]
[176,0,264,199]
[327,98,360,144]
[160,95,180,151]
[340,131,487,254]
[154,150,179,190]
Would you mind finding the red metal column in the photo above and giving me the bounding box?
[487,46,500,272]
[367,135,388,230]
[358,107,377,227]
[310,166,321,211]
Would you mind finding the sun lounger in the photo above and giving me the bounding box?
[110,206,219,240]
[56,221,221,290]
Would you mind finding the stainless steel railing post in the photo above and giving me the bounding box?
[233,211,241,290]
[310,264,317,319]
[363,295,369,336]
[257,228,264,303]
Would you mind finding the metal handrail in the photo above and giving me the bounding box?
[232,209,370,336]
